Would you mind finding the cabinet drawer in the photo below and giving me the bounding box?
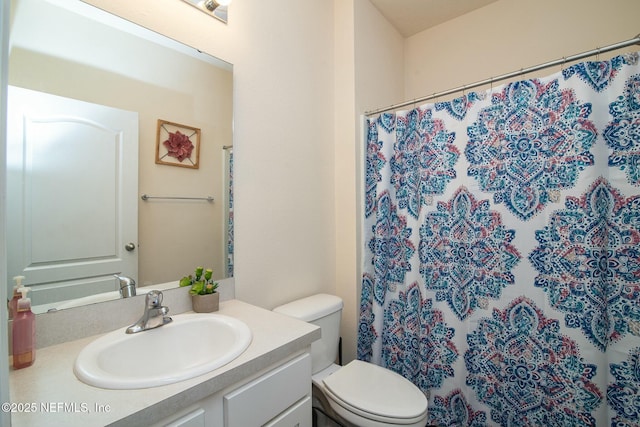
[224,353,311,427]
[264,396,311,427]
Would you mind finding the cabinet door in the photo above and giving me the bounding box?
[264,396,312,427]
[7,86,138,305]
[224,353,311,427]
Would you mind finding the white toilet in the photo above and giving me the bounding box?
[273,294,428,427]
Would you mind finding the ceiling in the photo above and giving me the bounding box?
[369,0,499,37]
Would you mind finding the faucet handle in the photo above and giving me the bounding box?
[145,290,164,308]
[114,274,137,298]
[114,273,135,285]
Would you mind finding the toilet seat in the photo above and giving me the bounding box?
[321,360,428,426]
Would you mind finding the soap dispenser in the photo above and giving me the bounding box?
[8,275,25,320]
[12,286,35,369]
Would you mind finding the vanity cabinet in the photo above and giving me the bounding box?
[160,352,312,427]
[9,300,320,427]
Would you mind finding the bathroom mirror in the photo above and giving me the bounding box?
[6,0,234,312]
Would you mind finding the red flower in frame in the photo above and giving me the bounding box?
[163,130,194,162]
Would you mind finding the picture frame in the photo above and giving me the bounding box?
[155,119,201,169]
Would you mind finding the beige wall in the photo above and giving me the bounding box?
[334,0,358,364]
[8,1,232,286]
[340,0,404,362]
[82,0,338,309]
[404,0,640,101]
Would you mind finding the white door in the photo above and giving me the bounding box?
[7,86,138,306]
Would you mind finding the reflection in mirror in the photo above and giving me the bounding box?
[180,0,230,23]
[223,145,234,277]
[7,0,234,313]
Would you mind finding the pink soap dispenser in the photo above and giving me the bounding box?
[12,286,35,369]
[8,275,25,320]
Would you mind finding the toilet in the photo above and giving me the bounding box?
[273,294,428,427]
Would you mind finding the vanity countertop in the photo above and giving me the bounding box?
[9,299,320,426]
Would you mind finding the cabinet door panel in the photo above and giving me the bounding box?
[224,353,311,427]
[264,396,312,427]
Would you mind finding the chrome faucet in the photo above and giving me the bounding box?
[114,274,137,298]
[126,290,172,334]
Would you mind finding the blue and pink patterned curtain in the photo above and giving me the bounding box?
[359,52,640,427]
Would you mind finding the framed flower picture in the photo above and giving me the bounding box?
[155,119,201,169]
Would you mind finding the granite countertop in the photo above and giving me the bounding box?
[9,299,320,426]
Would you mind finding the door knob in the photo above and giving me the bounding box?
[125,243,136,251]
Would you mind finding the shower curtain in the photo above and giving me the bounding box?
[359,52,640,427]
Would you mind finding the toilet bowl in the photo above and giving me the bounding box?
[273,294,428,427]
[314,360,428,427]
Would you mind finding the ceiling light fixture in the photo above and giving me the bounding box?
[202,0,231,12]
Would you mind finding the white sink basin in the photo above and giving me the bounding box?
[74,313,252,389]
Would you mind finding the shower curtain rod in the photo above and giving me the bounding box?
[364,33,640,117]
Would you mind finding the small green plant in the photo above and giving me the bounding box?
[179,266,219,296]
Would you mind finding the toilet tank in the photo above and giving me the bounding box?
[273,294,343,374]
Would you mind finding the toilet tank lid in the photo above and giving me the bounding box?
[273,294,343,321]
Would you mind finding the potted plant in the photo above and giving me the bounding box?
[180,266,219,313]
